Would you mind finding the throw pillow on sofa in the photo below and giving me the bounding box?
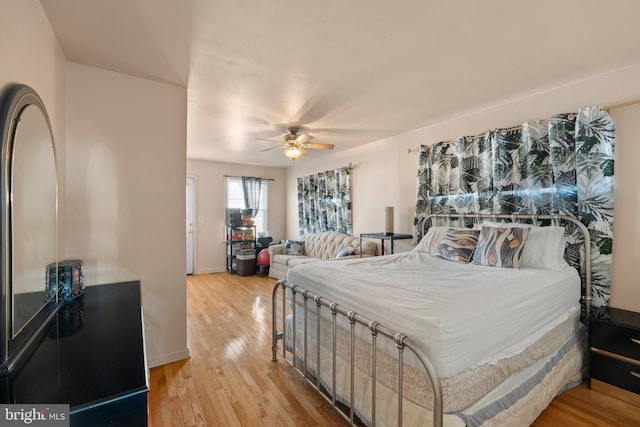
[282,240,304,255]
[336,246,355,257]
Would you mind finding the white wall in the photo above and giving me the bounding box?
[0,0,67,255]
[187,159,286,273]
[288,62,640,313]
[285,139,409,253]
[608,103,640,312]
[0,0,188,369]
[65,62,189,367]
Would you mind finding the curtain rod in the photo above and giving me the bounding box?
[295,163,354,179]
[407,125,524,153]
[409,100,638,153]
[602,98,640,111]
[224,175,275,181]
[405,98,634,153]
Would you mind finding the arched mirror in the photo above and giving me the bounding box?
[0,84,58,370]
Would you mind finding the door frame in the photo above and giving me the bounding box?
[186,175,197,275]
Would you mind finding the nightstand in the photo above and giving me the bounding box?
[589,306,640,406]
[359,232,412,256]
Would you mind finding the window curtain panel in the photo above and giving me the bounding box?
[297,167,352,235]
[241,176,262,216]
[413,106,615,308]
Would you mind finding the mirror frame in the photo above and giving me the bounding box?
[0,84,59,374]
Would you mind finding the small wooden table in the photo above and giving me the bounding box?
[359,232,413,256]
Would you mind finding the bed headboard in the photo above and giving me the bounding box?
[420,213,592,317]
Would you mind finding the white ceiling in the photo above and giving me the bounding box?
[40,0,640,167]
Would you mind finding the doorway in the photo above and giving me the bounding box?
[186,177,195,274]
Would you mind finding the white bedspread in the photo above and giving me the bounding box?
[285,251,580,378]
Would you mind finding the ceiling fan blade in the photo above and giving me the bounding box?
[260,145,285,152]
[304,143,334,150]
[256,137,283,143]
[295,133,314,144]
[305,127,372,135]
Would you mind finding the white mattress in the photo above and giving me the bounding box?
[285,251,580,377]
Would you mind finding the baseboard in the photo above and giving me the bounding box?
[147,348,191,369]
[194,267,226,275]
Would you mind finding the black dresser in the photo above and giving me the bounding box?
[1,281,148,426]
[589,306,640,406]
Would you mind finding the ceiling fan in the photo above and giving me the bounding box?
[257,126,334,160]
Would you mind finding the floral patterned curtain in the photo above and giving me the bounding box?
[298,166,352,235]
[414,106,615,307]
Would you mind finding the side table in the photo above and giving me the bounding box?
[359,232,413,256]
[589,306,640,406]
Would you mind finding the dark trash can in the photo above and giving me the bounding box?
[236,249,256,276]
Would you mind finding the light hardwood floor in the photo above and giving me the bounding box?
[148,273,640,426]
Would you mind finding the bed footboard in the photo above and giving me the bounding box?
[272,279,443,427]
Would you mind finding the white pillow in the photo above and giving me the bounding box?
[413,226,449,254]
[414,226,478,255]
[482,221,568,270]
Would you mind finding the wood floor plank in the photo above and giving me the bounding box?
[148,273,640,426]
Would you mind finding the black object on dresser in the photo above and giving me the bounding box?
[1,281,148,426]
[589,306,640,406]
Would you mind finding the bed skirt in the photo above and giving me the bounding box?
[285,312,585,426]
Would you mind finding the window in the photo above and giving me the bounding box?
[226,177,268,235]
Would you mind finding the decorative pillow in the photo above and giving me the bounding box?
[336,245,355,258]
[414,225,481,255]
[414,226,451,254]
[472,226,529,268]
[433,229,481,263]
[483,222,567,270]
[282,240,304,256]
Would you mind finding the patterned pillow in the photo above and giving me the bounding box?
[472,226,529,268]
[482,222,567,270]
[433,229,480,263]
[282,240,305,255]
[336,245,355,258]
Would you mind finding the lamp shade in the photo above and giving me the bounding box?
[284,146,306,160]
[384,206,394,234]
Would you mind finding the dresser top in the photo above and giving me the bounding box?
[591,306,640,330]
[2,281,147,411]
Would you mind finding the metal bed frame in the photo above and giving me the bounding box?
[272,213,592,427]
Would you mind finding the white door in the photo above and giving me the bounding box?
[186,177,195,274]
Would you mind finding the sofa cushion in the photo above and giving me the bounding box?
[302,231,361,260]
[268,231,378,280]
[273,254,311,267]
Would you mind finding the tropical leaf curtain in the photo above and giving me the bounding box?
[297,166,352,235]
[414,106,615,307]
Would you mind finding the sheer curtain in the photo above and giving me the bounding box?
[297,166,352,235]
[413,106,615,307]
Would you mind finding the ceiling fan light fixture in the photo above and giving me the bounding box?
[284,146,305,160]
[256,125,331,160]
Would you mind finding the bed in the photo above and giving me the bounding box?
[271,213,592,427]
